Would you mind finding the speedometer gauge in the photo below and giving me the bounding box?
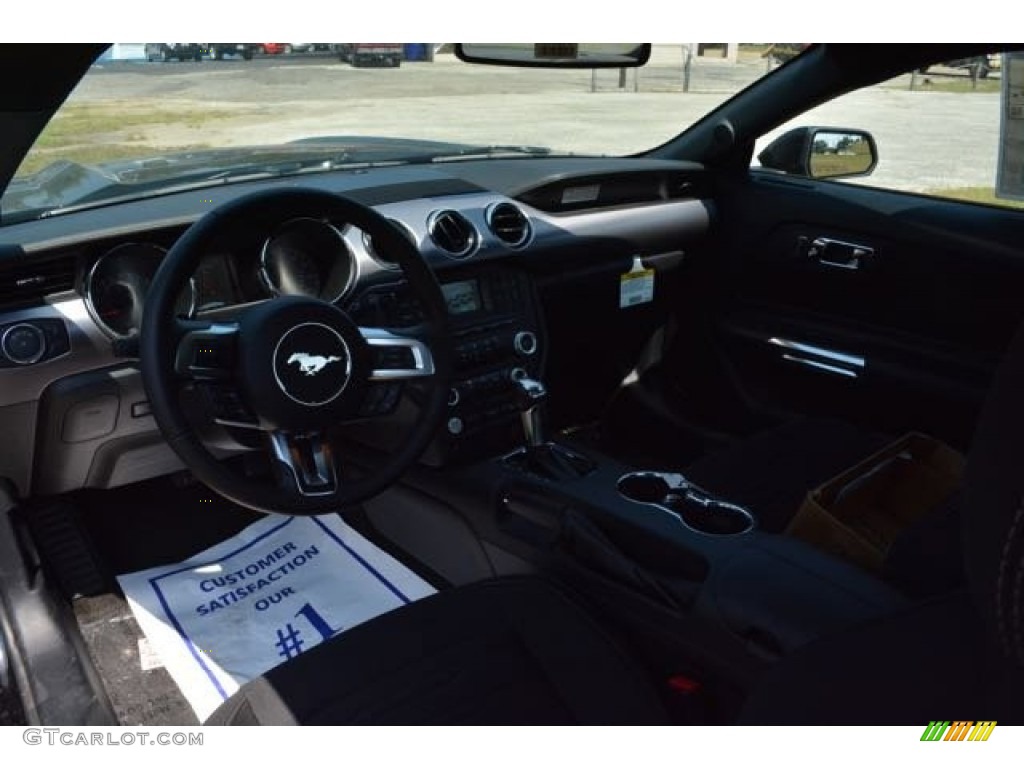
[259,218,356,302]
[85,243,196,338]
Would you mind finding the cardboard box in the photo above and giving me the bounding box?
[785,433,964,572]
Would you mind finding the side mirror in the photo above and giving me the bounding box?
[758,127,878,180]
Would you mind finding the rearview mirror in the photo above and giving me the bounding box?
[758,127,878,180]
[455,44,650,68]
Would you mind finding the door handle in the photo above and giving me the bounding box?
[803,237,874,271]
[767,337,865,379]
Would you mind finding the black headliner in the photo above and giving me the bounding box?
[0,44,105,111]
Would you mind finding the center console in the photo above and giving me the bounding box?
[494,441,909,654]
[349,267,545,464]
[365,404,911,720]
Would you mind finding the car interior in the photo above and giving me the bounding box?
[0,42,1022,726]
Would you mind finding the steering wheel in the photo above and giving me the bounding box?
[140,187,452,515]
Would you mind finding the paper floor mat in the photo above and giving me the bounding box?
[117,514,436,722]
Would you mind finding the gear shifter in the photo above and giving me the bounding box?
[508,376,595,479]
[513,377,547,447]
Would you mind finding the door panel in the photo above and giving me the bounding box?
[666,172,1024,450]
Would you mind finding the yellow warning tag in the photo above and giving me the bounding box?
[620,257,655,308]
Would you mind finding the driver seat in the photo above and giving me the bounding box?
[207,322,1024,725]
[206,576,668,725]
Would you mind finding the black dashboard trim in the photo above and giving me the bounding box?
[0,159,713,497]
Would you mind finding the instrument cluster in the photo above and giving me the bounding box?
[83,218,360,338]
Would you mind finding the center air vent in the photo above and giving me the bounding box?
[0,255,77,309]
[486,203,531,247]
[427,210,477,259]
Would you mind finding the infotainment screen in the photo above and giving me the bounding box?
[441,279,481,315]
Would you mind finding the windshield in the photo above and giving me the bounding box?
[6,43,780,220]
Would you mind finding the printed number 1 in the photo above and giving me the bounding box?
[296,602,341,641]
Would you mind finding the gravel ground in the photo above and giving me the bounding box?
[69,48,1004,192]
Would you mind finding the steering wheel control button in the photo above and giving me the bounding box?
[176,324,239,380]
[513,330,538,357]
[371,344,416,372]
[2,323,46,365]
[193,339,233,370]
[273,322,353,407]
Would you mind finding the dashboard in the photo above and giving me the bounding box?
[0,158,712,498]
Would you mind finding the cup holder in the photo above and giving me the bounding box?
[662,492,754,536]
[616,472,673,504]
[617,472,754,536]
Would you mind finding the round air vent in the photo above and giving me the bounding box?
[486,202,531,247]
[427,210,477,259]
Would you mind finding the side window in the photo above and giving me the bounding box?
[752,51,1024,211]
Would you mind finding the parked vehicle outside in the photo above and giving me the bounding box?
[336,43,403,67]
[144,43,202,62]
[209,44,255,60]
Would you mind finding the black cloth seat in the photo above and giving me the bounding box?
[684,417,890,533]
[206,577,668,725]
[684,417,965,597]
[739,591,1003,724]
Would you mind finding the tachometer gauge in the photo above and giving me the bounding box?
[85,243,196,338]
[271,246,322,296]
[259,218,356,302]
[94,280,138,337]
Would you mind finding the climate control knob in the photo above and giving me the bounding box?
[513,330,538,357]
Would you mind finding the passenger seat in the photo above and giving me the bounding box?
[683,416,964,597]
[682,417,890,533]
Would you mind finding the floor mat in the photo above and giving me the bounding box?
[74,594,198,726]
[72,473,261,578]
[117,513,436,722]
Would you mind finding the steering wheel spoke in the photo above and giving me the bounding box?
[173,318,264,429]
[200,383,264,430]
[268,430,339,497]
[361,326,436,381]
[174,319,240,381]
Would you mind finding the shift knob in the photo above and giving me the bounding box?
[513,377,547,447]
[513,377,546,409]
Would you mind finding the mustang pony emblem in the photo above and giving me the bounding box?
[287,352,343,376]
